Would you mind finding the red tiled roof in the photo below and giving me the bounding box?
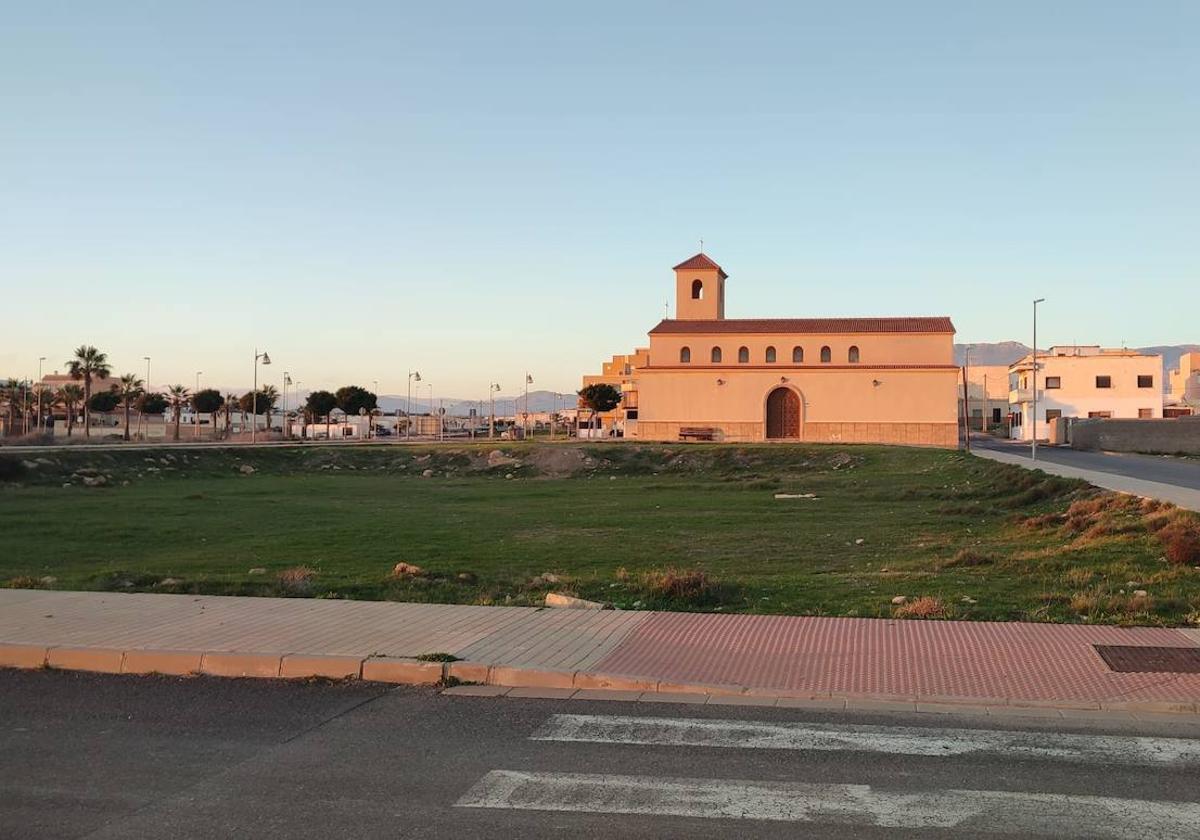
[649,317,956,335]
[672,253,728,279]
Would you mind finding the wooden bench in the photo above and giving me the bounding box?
[679,426,718,441]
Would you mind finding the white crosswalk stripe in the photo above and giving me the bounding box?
[456,770,1200,839]
[530,713,1200,766]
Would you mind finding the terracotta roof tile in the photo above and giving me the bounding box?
[672,253,728,279]
[649,317,955,335]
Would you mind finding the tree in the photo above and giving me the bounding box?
[116,374,144,441]
[1,379,18,437]
[66,345,111,438]
[57,385,84,437]
[305,390,338,438]
[238,386,279,427]
[223,392,238,435]
[138,392,168,416]
[88,388,121,414]
[167,385,190,442]
[192,389,224,438]
[577,383,622,432]
[335,385,377,419]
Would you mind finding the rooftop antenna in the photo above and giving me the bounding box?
[664,300,669,320]
[699,238,704,253]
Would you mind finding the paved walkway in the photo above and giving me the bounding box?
[3,590,1200,712]
[973,440,1200,511]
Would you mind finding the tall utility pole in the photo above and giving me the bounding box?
[524,373,532,439]
[1032,298,1045,461]
[282,372,292,439]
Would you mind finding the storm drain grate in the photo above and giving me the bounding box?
[1094,645,1200,674]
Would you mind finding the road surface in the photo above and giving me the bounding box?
[3,669,1199,839]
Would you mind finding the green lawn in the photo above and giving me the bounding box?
[3,442,1199,625]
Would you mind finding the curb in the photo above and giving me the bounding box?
[3,642,1197,717]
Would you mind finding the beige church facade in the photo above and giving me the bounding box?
[587,253,960,447]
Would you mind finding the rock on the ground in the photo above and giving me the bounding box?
[545,592,610,610]
[393,562,424,577]
[1133,589,1149,597]
[774,493,818,500]
[39,576,57,585]
[487,450,518,468]
[81,475,108,487]
[891,595,908,605]
[248,567,267,575]
[21,460,38,470]
[854,538,865,545]
[238,464,256,475]
[421,469,435,478]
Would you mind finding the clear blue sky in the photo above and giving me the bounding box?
[3,2,1197,396]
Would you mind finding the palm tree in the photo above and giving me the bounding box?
[66,345,112,438]
[223,392,237,436]
[117,374,144,442]
[167,385,190,442]
[0,379,18,437]
[260,385,279,430]
[57,384,84,437]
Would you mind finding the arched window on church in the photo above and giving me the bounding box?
[711,346,722,363]
[820,346,832,363]
[848,345,860,363]
[765,346,777,363]
[792,346,804,363]
[738,346,749,363]
[680,346,691,363]
[691,279,704,300]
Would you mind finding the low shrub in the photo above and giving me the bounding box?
[641,567,717,602]
[941,549,994,568]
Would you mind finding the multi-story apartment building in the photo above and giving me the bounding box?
[1008,346,1162,441]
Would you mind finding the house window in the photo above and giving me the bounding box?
[691,279,703,300]
[765,346,776,363]
[820,346,831,363]
[710,346,722,363]
[992,408,1002,424]
[1139,408,1153,418]
[1137,375,1154,388]
[792,346,804,363]
[1088,411,1112,418]
[848,345,860,363]
[1095,375,1111,389]
[1044,376,1061,389]
[680,346,691,364]
[737,346,749,364]
[625,409,639,420]
[1045,409,1062,422]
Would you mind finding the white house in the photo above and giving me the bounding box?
[1008,346,1162,441]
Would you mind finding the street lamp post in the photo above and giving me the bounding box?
[524,373,533,439]
[194,371,202,439]
[36,356,45,432]
[427,383,434,440]
[252,349,271,444]
[1032,298,1045,461]
[140,356,151,441]
[407,370,421,440]
[294,380,303,438]
[371,379,379,440]
[489,383,500,439]
[282,372,292,439]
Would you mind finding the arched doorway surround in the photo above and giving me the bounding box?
[765,386,802,439]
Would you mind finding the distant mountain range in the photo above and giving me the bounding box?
[374,389,569,417]
[955,343,1200,375]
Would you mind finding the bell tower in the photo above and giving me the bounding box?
[673,253,727,320]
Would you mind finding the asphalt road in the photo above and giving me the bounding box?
[4,670,1200,839]
[974,437,1200,490]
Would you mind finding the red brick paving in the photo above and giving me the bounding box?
[594,612,1200,703]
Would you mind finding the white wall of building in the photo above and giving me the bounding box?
[1008,348,1162,441]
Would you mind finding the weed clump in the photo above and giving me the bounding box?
[1158,517,1200,566]
[277,565,318,595]
[941,549,995,568]
[893,596,947,619]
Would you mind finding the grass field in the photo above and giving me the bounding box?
[3,442,1200,626]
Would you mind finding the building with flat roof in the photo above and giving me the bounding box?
[584,253,960,446]
[1007,346,1162,441]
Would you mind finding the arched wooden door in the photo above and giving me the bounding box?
[765,387,801,439]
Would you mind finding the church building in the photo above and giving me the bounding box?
[586,253,960,447]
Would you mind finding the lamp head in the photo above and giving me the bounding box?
[261,352,272,365]
[413,371,421,382]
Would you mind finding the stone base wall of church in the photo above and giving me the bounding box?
[633,421,958,448]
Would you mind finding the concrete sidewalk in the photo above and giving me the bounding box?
[3,590,1200,715]
[973,444,1200,512]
